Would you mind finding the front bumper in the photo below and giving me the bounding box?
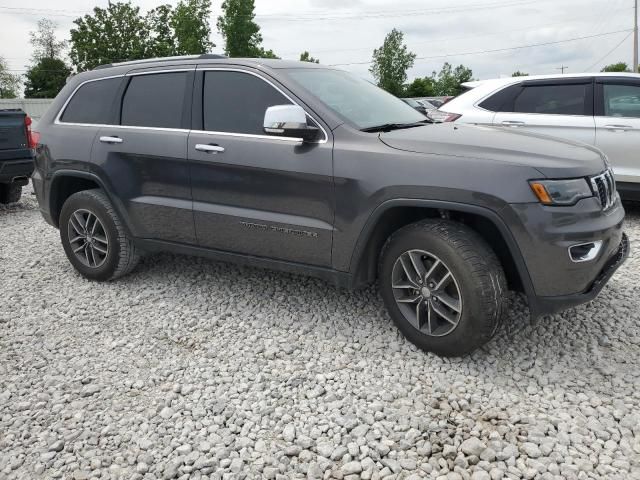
[531,232,629,317]
[503,195,628,318]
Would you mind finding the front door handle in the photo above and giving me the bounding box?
[501,120,525,127]
[604,124,632,131]
[195,144,225,154]
[99,136,123,144]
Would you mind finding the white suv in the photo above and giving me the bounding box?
[436,73,640,201]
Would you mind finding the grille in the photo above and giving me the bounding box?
[589,170,616,211]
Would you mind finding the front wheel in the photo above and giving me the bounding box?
[379,219,507,357]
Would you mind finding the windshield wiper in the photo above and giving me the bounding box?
[361,120,430,133]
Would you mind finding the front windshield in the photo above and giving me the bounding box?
[284,68,426,130]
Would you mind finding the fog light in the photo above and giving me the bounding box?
[569,241,603,263]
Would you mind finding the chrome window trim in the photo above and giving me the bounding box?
[53,123,191,134]
[51,121,299,142]
[55,69,193,128]
[54,67,330,144]
[190,129,302,143]
[198,66,329,144]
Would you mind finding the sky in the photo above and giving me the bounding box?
[0,0,637,84]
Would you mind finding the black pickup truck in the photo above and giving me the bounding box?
[0,109,36,204]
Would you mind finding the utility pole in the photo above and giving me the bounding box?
[634,0,638,72]
[557,65,568,74]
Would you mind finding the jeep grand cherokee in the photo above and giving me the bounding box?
[32,55,629,356]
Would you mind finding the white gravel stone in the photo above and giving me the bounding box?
[341,461,362,474]
[461,437,487,456]
[520,442,542,458]
[1,185,639,479]
[283,424,296,442]
[316,442,334,458]
[471,470,491,480]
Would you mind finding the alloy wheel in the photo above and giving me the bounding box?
[67,209,109,268]
[391,249,463,337]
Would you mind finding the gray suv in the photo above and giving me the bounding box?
[33,55,629,356]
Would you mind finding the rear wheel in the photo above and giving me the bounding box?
[379,219,506,357]
[59,189,139,281]
[0,183,22,204]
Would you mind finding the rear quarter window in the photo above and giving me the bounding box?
[478,84,522,112]
[60,77,122,125]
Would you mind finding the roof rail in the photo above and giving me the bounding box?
[94,53,227,70]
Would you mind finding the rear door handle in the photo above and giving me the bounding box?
[99,136,123,144]
[195,144,225,154]
[604,124,632,131]
[501,120,525,127]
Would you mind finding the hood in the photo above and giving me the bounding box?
[379,123,607,178]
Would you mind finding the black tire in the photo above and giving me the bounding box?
[379,219,506,357]
[0,183,22,204]
[59,189,139,281]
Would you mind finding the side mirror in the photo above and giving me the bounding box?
[263,105,320,142]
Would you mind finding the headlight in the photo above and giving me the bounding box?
[529,178,593,206]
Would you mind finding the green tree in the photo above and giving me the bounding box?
[146,4,176,57]
[257,48,279,59]
[299,51,319,63]
[431,63,473,96]
[70,2,151,71]
[24,58,71,98]
[601,62,630,72]
[0,57,20,99]
[146,1,214,58]
[171,0,214,55]
[370,28,416,96]
[512,70,529,77]
[25,19,70,98]
[404,77,436,97]
[29,19,67,61]
[217,0,277,58]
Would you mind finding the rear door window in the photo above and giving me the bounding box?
[602,84,640,118]
[202,71,292,135]
[121,72,188,129]
[513,84,589,115]
[60,78,122,125]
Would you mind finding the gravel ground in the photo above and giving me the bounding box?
[1,185,639,480]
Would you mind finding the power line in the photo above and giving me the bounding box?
[0,0,556,21]
[5,29,633,74]
[584,31,633,71]
[256,0,544,21]
[277,7,633,57]
[327,29,634,66]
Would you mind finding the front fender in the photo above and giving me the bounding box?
[347,198,537,312]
